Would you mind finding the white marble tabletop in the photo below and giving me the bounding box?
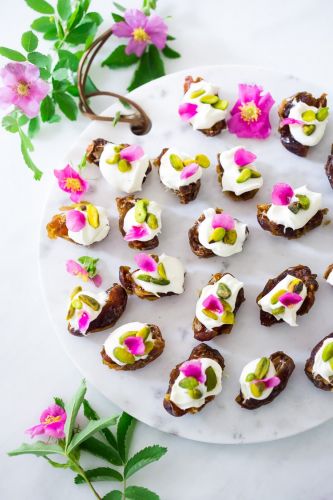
[1,1,333,499]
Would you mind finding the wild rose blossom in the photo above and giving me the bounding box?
[180,360,206,384]
[112,9,167,57]
[134,253,157,272]
[124,336,145,356]
[66,210,86,232]
[26,404,66,439]
[228,83,275,139]
[234,148,257,167]
[0,62,49,118]
[271,183,294,206]
[54,165,89,203]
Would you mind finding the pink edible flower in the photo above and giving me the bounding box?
[212,213,235,231]
[178,102,198,122]
[26,404,66,439]
[125,225,149,241]
[278,292,303,307]
[227,83,275,139]
[120,145,144,162]
[66,259,89,282]
[260,376,281,389]
[234,148,257,167]
[124,336,145,356]
[180,162,199,179]
[66,210,86,232]
[112,9,167,57]
[78,311,90,334]
[54,164,89,203]
[280,117,303,127]
[0,62,49,118]
[271,182,294,206]
[134,253,157,272]
[180,360,206,384]
[202,294,224,313]
[91,274,102,288]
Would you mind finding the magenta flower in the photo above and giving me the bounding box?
[134,253,157,272]
[120,145,144,162]
[124,336,145,356]
[271,183,294,206]
[280,117,303,127]
[112,9,167,57]
[279,292,303,307]
[260,376,281,389]
[212,213,235,231]
[0,62,49,118]
[180,162,199,180]
[66,210,86,232]
[78,311,90,334]
[234,148,257,167]
[26,404,66,439]
[178,102,198,122]
[202,294,224,313]
[228,83,275,139]
[125,225,149,241]
[54,165,89,203]
[66,259,102,287]
[91,274,102,287]
[180,360,206,383]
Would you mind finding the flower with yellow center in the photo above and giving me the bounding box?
[239,101,261,124]
[65,177,83,192]
[42,414,62,425]
[16,82,29,97]
[132,27,150,42]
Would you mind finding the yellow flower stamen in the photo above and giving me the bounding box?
[132,27,150,42]
[17,82,29,96]
[239,101,261,123]
[65,178,82,192]
[42,415,62,425]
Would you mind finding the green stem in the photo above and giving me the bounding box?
[70,459,102,500]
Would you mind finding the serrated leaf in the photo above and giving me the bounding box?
[54,92,78,121]
[0,47,26,62]
[124,445,167,479]
[111,13,124,22]
[64,379,87,449]
[162,45,180,59]
[57,49,80,71]
[25,0,54,14]
[67,416,118,454]
[127,45,165,91]
[74,467,123,484]
[113,1,126,12]
[117,412,135,462]
[31,16,54,33]
[125,486,159,500]
[40,95,55,122]
[28,117,40,138]
[102,45,138,69]
[8,442,64,457]
[21,31,39,52]
[103,491,122,500]
[57,0,71,20]
[65,22,97,44]
[54,396,66,409]
[80,437,122,466]
[28,51,51,70]
[2,115,19,133]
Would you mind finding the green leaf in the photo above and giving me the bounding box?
[49,113,61,123]
[54,396,66,409]
[57,49,80,71]
[54,92,78,121]
[65,22,96,44]
[78,257,99,277]
[28,51,51,69]
[127,45,165,91]
[80,437,122,466]
[102,45,138,69]
[64,379,87,449]
[19,127,34,151]
[20,142,42,180]
[103,492,122,500]
[82,399,118,449]
[67,416,118,454]
[8,442,63,457]
[21,31,39,52]
[25,0,54,14]
[57,0,71,20]
[2,115,19,133]
[43,27,58,40]
[39,67,51,80]
[56,19,65,39]
[31,16,55,33]
[52,67,69,80]
[162,45,180,59]
[124,445,167,479]
[28,117,40,138]
[40,95,55,122]
[74,467,123,484]
[117,412,135,463]
[0,47,26,61]
[84,12,103,26]
[125,486,159,500]
[111,13,124,22]
[167,34,176,41]
[44,456,70,468]
[112,111,121,127]
[113,1,126,12]
[66,3,84,30]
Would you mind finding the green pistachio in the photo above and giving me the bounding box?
[271,306,285,316]
[188,388,203,399]
[322,342,333,362]
[157,262,167,280]
[208,227,226,243]
[221,311,234,324]
[144,341,154,354]
[70,286,82,300]
[205,366,217,391]
[146,213,158,230]
[195,154,210,168]
[217,283,232,299]
[190,89,205,99]
[295,194,310,210]
[113,347,135,365]
[250,169,262,178]
[200,94,219,104]
[119,330,138,344]
[87,203,100,229]
[118,159,132,172]
[316,107,329,122]
[179,376,199,389]
[288,202,300,214]
[106,153,120,164]
[301,110,316,122]
[270,289,287,305]
[113,145,123,153]
[71,298,83,309]
[79,294,100,311]
[236,168,252,183]
[213,99,229,111]
[220,299,232,312]
[169,153,184,171]
[66,304,75,320]
[288,278,303,294]
[223,229,237,245]
[183,158,195,166]
[245,373,256,382]
[254,357,270,379]
[137,325,150,340]
[303,124,316,136]
[250,381,265,398]
[134,199,148,223]
[136,274,170,286]
[202,308,218,320]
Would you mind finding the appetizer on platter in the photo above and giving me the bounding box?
[116,196,162,250]
[154,148,210,204]
[257,265,318,327]
[163,343,224,417]
[178,76,228,136]
[257,183,327,239]
[67,284,127,336]
[188,208,248,258]
[235,353,295,409]
[119,253,185,301]
[216,146,263,200]
[278,91,329,157]
[324,263,333,286]
[101,322,165,371]
[46,201,110,246]
[305,333,333,391]
[324,144,333,190]
[193,272,245,341]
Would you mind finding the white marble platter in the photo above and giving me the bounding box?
[39,65,333,444]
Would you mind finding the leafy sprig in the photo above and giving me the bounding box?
[8,380,167,499]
